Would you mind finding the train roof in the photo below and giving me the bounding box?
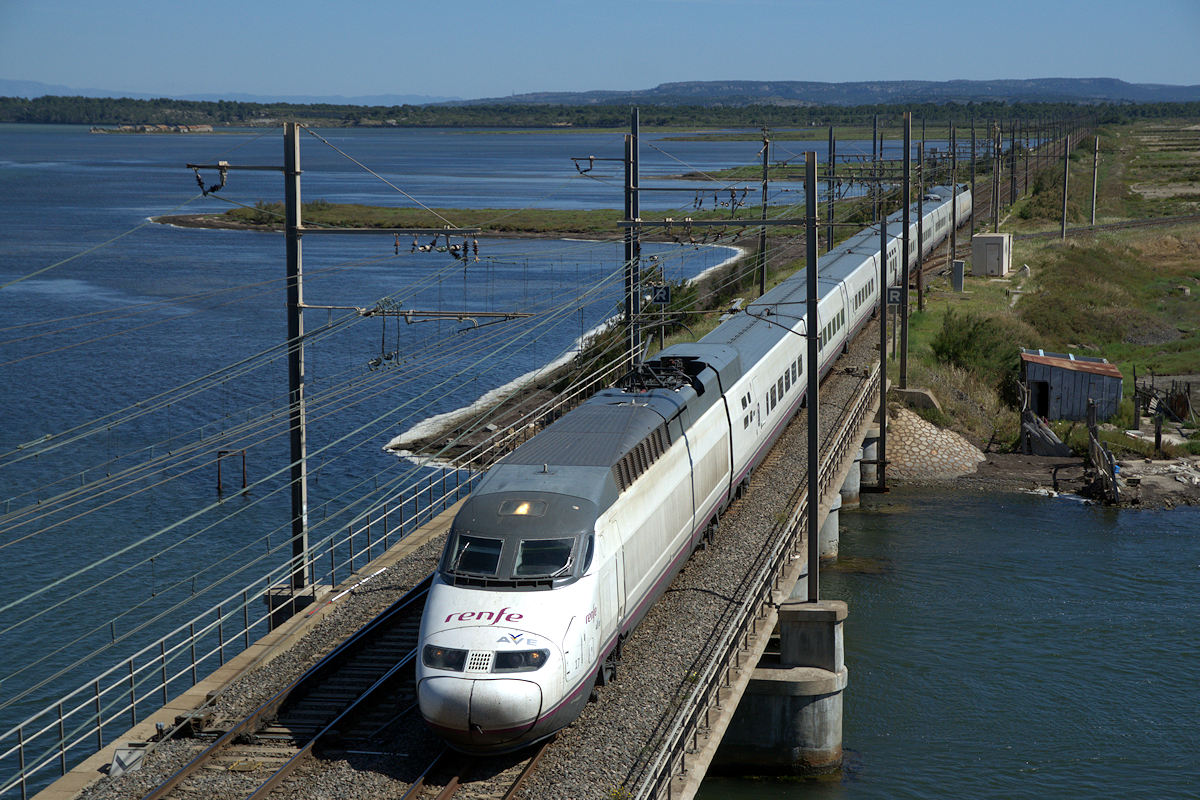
[475,386,686,511]
[503,399,673,469]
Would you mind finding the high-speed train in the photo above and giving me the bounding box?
[416,185,972,753]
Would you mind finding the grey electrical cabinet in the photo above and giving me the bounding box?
[971,233,1012,276]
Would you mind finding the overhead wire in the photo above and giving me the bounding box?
[0,194,207,292]
[0,256,633,629]
[302,127,457,228]
[2,131,795,684]
[0,262,618,542]
[0,231,633,532]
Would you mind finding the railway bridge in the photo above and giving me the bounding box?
[22,322,881,800]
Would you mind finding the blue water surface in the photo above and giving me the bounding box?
[702,487,1200,799]
[0,124,750,756]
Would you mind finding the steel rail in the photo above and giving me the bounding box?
[245,648,419,799]
[139,574,432,800]
[398,749,450,800]
[631,361,881,799]
[412,739,550,800]
[501,740,550,800]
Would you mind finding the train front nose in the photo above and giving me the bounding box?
[419,676,543,749]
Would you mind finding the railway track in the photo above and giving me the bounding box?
[141,576,433,800]
[401,741,550,800]
[135,572,554,800]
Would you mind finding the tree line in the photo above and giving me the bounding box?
[1,94,1198,129]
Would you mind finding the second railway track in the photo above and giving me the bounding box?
[142,577,434,800]
[135,573,553,800]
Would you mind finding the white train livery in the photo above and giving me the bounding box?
[416,185,972,753]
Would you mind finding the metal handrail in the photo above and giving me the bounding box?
[633,364,879,799]
[0,352,626,799]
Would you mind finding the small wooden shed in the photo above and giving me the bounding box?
[1020,349,1123,421]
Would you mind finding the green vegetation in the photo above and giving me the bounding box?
[898,120,1200,453]
[225,201,625,237]
[4,95,1200,130]
[216,200,784,237]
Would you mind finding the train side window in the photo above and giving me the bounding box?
[784,370,790,391]
[777,377,784,397]
[770,386,777,409]
[791,362,798,382]
[744,414,750,429]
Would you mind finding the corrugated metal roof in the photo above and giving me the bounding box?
[503,402,666,468]
[1020,351,1123,379]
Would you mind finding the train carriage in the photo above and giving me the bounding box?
[416,183,971,753]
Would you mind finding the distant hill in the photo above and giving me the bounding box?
[6,77,1200,109]
[458,78,1200,107]
[0,79,460,106]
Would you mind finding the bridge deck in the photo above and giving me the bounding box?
[40,323,881,800]
[522,322,881,800]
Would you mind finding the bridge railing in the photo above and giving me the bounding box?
[632,362,880,800]
[0,463,478,799]
[0,353,626,799]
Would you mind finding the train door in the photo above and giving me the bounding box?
[751,377,763,434]
[598,523,625,636]
[562,616,584,685]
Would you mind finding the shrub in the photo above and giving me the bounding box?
[930,308,1023,380]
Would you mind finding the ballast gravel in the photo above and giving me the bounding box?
[76,326,879,800]
[514,326,879,799]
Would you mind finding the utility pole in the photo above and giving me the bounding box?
[805,150,820,603]
[992,121,1001,232]
[916,142,925,313]
[877,184,889,494]
[1061,131,1071,240]
[283,123,309,593]
[900,112,911,390]
[624,108,641,368]
[871,114,879,223]
[1091,135,1100,226]
[970,117,976,241]
[760,128,769,296]
[826,126,836,252]
[189,125,484,603]
[1009,120,1018,204]
[950,121,957,265]
[1024,122,1029,195]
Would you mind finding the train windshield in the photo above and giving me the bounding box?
[513,538,574,578]
[448,534,503,577]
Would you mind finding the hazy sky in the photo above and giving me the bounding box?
[2,0,1197,100]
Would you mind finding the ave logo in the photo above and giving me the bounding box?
[497,632,539,645]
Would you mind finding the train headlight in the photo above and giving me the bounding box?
[492,649,550,673]
[422,645,468,672]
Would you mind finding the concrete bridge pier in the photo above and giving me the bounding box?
[839,448,863,509]
[710,600,848,776]
[861,425,880,486]
[818,494,841,560]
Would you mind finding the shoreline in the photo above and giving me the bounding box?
[384,243,747,460]
[152,212,628,240]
